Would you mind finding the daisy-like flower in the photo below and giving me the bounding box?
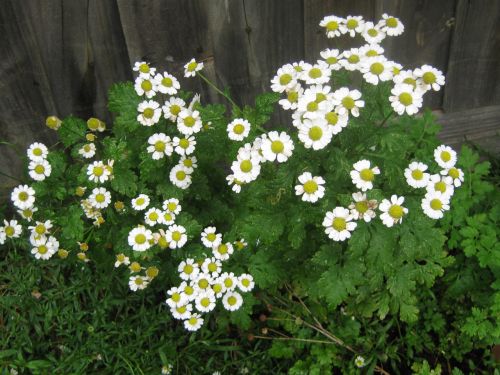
[359,44,385,58]
[279,85,304,111]
[301,61,331,85]
[27,142,48,162]
[322,207,357,241]
[393,69,418,89]
[361,56,394,85]
[295,172,325,203]
[298,119,332,150]
[193,272,213,292]
[219,272,237,291]
[213,242,234,261]
[414,64,445,92]
[261,131,294,163]
[379,195,408,227]
[171,303,193,320]
[133,61,156,79]
[129,275,150,291]
[154,229,171,249]
[404,161,430,188]
[226,174,245,193]
[201,226,222,248]
[87,160,111,183]
[29,220,53,240]
[237,274,255,292]
[319,15,344,38]
[427,174,455,198]
[177,109,202,136]
[29,159,51,181]
[180,156,198,173]
[333,88,364,117]
[178,282,197,302]
[88,187,111,209]
[231,153,261,183]
[297,90,331,120]
[137,100,161,126]
[441,166,464,187]
[361,22,386,44]
[160,211,176,226]
[144,207,163,226]
[184,313,204,331]
[227,118,251,141]
[234,238,248,250]
[163,198,182,215]
[222,291,244,311]
[87,117,106,132]
[211,278,226,298]
[114,253,130,268]
[320,48,343,70]
[350,160,380,191]
[178,259,200,281]
[434,145,457,169]
[348,192,378,222]
[170,164,192,190]
[340,15,365,37]
[184,58,203,77]
[270,64,298,93]
[377,14,404,36]
[341,48,364,71]
[78,143,96,159]
[354,356,366,368]
[389,84,423,115]
[153,72,180,95]
[201,257,222,277]
[195,290,216,313]
[11,185,35,210]
[18,206,37,222]
[128,226,153,252]
[162,97,186,122]
[31,235,59,260]
[147,133,173,160]
[173,136,196,156]
[134,76,157,98]
[323,109,348,135]
[166,224,188,249]
[421,192,450,220]
[131,194,150,211]
[166,286,188,308]
[2,219,22,239]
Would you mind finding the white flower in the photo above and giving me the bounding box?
[434,145,457,169]
[361,22,386,44]
[319,15,344,38]
[340,15,365,37]
[163,198,181,214]
[441,167,464,187]
[226,174,245,193]
[301,61,331,85]
[147,133,173,160]
[178,259,200,281]
[298,119,332,150]
[88,187,111,209]
[160,211,176,226]
[11,185,35,210]
[169,165,192,190]
[171,303,193,320]
[114,253,130,268]
[379,195,408,227]
[184,58,203,77]
[404,161,430,188]
[323,109,348,135]
[180,156,198,173]
[128,226,153,251]
[414,64,445,92]
[297,90,331,120]
[193,273,213,292]
[320,49,343,70]
[17,206,37,222]
[210,279,227,298]
[393,69,418,89]
[295,172,325,203]
[137,100,161,126]
[195,290,216,313]
[426,174,455,198]
[222,291,243,311]
[237,274,255,292]
[27,142,48,162]
[144,207,163,226]
[29,220,53,239]
[0,231,5,245]
[133,61,156,79]
[377,14,404,36]
[421,192,450,219]
[348,192,378,222]
[131,194,150,211]
[261,131,294,163]
[354,355,366,368]
[166,286,188,308]
[227,118,251,141]
[184,313,204,331]
[1,219,22,240]
[153,72,180,95]
[389,84,423,115]
[212,242,234,261]
[270,64,298,93]
[341,48,364,71]
[201,226,222,248]
[29,159,51,181]
[219,272,237,291]
[201,257,222,276]
[134,76,157,98]
[333,88,364,117]
[234,238,248,250]
[350,160,380,191]
[161,363,174,375]
[173,136,196,156]
[279,85,303,111]
[322,207,357,241]
[231,154,261,183]
[162,97,186,122]
[359,44,385,58]
[78,143,96,159]
[166,224,188,249]
[177,109,202,135]
[129,275,150,291]
[361,56,394,85]
[87,161,110,184]
[31,235,59,260]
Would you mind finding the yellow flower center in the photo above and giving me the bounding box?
[148,212,159,221]
[179,138,190,149]
[370,62,384,75]
[18,191,29,201]
[308,68,322,79]
[367,28,378,37]
[176,171,186,181]
[366,50,378,57]
[184,116,196,127]
[207,233,217,242]
[430,199,442,211]
[233,124,245,134]
[139,63,149,73]
[332,217,346,231]
[117,254,125,262]
[386,17,398,28]
[271,140,284,154]
[135,198,145,206]
[411,169,423,180]
[187,62,198,72]
[346,19,358,29]
[135,277,144,286]
[389,205,404,219]
[224,278,233,288]
[307,101,318,112]
[87,118,100,130]
[146,267,159,278]
[176,305,187,314]
[308,126,323,141]
[184,286,194,295]
[114,201,124,210]
[440,151,451,162]
[130,262,141,272]
[38,245,48,254]
[33,148,43,156]
[167,203,177,212]
[172,231,182,242]
[242,279,250,287]
[158,236,169,248]
[355,201,368,213]
[22,209,33,218]
[35,224,46,235]
[198,279,209,289]
[342,96,355,110]
[403,77,416,88]
[34,165,45,174]
[325,112,338,125]
[303,180,318,194]
[188,317,198,325]
[213,283,223,293]
[360,168,374,181]
[326,21,338,31]
[154,141,165,152]
[325,56,337,65]
[95,193,106,203]
[143,108,154,119]
[315,93,327,103]
[93,166,104,176]
[5,226,15,237]
[208,263,218,272]
[347,55,359,64]
[183,158,193,167]
[46,116,61,129]
[218,244,228,254]
[161,77,173,87]
[279,74,292,85]
[399,93,413,106]
[183,264,193,274]
[435,181,447,193]
[172,292,181,302]
[287,90,298,103]
[240,160,253,173]
[227,296,237,305]
[422,72,436,84]
[449,168,460,179]
[201,297,211,307]
[135,234,147,244]
[141,80,152,92]
[170,104,181,116]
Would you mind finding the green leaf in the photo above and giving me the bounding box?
[58,116,86,147]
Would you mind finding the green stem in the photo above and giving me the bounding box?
[378,110,394,128]
[0,169,23,182]
[197,72,241,112]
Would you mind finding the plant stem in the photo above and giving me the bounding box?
[378,110,394,128]
[0,169,23,182]
[197,72,241,112]
[253,335,335,345]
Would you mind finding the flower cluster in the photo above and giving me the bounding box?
[167,227,253,331]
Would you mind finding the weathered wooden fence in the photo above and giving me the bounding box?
[1,0,499,191]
